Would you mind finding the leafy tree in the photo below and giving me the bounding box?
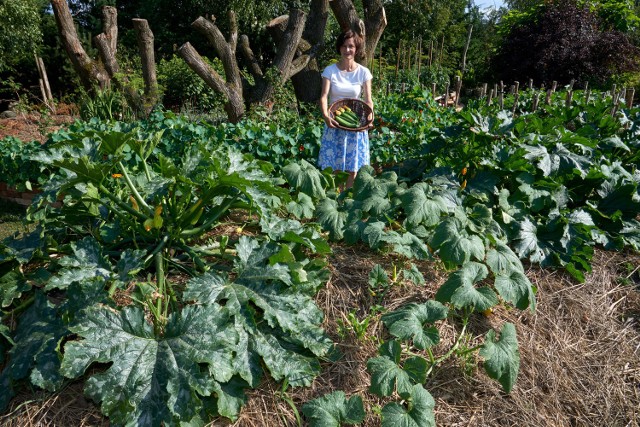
[493,0,640,86]
[0,0,42,72]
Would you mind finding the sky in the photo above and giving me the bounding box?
[474,0,506,10]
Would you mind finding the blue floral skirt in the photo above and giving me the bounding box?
[317,126,370,172]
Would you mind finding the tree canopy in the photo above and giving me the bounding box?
[0,0,43,72]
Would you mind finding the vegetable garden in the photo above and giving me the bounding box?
[1,86,639,426]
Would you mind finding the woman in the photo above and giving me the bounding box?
[318,30,374,189]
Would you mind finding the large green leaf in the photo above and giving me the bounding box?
[0,292,66,411]
[316,198,347,241]
[430,217,485,267]
[382,231,431,260]
[46,237,112,291]
[61,304,240,426]
[367,341,427,397]
[282,159,327,199]
[513,217,553,264]
[486,242,524,275]
[435,262,498,311]
[480,323,520,393]
[302,391,365,427]
[494,270,536,311]
[287,192,316,219]
[401,183,448,227]
[183,238,331,387]
[380,384,436,427]
[0,261,29,307]
[381,301,448,350]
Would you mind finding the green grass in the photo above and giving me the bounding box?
[0,201,28,240]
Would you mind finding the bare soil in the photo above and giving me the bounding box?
[0,115,639,427]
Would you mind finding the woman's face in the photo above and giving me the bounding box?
[340,38,357,58]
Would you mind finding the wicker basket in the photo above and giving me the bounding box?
[329,98,373,132]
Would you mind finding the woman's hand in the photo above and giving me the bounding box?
[324,114,338,128]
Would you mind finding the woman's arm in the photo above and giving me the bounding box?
[320,77,337,128]
[363,79,374,124]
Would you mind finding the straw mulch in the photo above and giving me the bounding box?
[1,246,639,427]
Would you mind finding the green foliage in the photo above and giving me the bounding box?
[302,391,365,427]
[79,89,134,122]
[0,0,42,72]
[157,54,226,115]
[0,137,46,190]
[480,322,520,393]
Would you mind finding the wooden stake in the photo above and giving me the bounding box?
[417,37,422,78]
[432,82,437,98]
[487,88,494,106]
[499,90,504,109]
[444,82,450,107]
[529,79,534,90]
[514,81,519,95]
[565,90,573,108]
[461,24,473,74]
[395,39,401,79]
[585,88,591,104]
[482,83,487,97]
[626,88,635,108]
[545,89,552,104]
[428,40,433,68]
[551,81,557,92]
[512,92,519,114]
[454,75,462,108]
[532,92,540,112]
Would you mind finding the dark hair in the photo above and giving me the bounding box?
[335,30,363,54]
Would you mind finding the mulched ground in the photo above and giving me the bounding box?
[0,105,77,144]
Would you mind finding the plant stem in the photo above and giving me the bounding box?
[98,184,148,221]
[426,310,471,376]
[1,295,35,324]
[179,195,239,238]
[155,251,165,329]
[118,161,153,215]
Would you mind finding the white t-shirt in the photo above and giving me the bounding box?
[321,63,373,104]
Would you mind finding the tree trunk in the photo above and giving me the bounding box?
[291,0,329,105]
[103,6,118,56]
[95,33,143,113]
[133,18,159,110]
[51,0,108,91]
[178,42,245,123]
[180,8,309,121]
